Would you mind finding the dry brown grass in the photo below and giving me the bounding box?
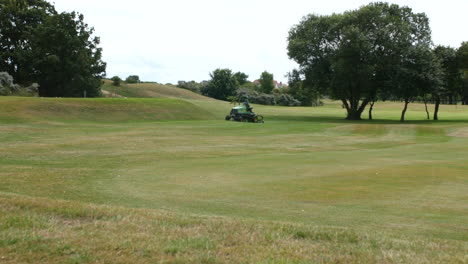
[1,193,466,264]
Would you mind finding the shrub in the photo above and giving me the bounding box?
[111,76,122,86]
[177,81,202,93]
[275,93,301,106]
[0,72,38,96]
[0,72,17,95]
[235,88,300,106]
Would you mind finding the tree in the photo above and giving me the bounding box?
[287,69,321,106]
[204,69,239,100]
[234,72,249,86]
[31,12,106,97]
[259,71,274,94]
[457,42,468,105]
[432,46,462,120]
[0,0,56,85]
[111,76,122,86]
[390,47,441,122]
[287,2,433,120]
[125,75,140,84]
[0,0,106,97]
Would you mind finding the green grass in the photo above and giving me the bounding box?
[0,96,214,123]
[0,94,467,263]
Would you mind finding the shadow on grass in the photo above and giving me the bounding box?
[267,114,468,125]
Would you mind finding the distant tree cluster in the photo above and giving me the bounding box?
[178,69,307,106]
[177,80,209,94]
[288,3,468,121]
[125,75,141,84]
[287,2,467,121]
[0,0,106,97]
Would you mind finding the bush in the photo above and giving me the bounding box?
[0,72,38,96]
[111,76,122,86]
[177,81,203,93]
[275,93,301,106]
[0,72,17,95]
[235,88,300,106]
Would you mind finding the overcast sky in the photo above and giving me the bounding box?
[51,0,467,84]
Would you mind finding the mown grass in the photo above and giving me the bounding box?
[101,80,210,100]
[0,94,467,263]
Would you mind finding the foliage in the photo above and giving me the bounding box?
[0,0,106,97]
[433,46,463,104]
[239,81,259,91]
[457,42,468,105]
[203,68,239,100]
[0,72,18,95]
[234,72,249,85]
[0,72,38,96]
[177,80,208,94]
[125,75,140,84]
[457,42,468,69]
[236,87,300,106]
[111,76,122,86]
[259,71,274,94]
[287,2,434,120]
[0,0,56,84]
[287,69,323,106]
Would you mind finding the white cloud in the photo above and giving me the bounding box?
[52,0,468,84]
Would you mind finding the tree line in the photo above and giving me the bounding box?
[287,2,468,121]
[177,69,318,107]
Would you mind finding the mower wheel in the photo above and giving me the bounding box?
[254,115,264,123]
[225,115,231,121]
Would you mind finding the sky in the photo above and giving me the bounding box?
[51,0,468,84]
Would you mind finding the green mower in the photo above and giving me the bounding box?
[225,101,264,123]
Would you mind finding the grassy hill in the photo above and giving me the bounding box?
[0,94,467,263]
[101,80,211,100]
[0,97,214,123]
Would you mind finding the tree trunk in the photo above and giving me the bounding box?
[400,99,409,122]
[423,97,430,120]
[434,96,440,121]
[343,99,369,120]
[368,101,375,120]
[462,95,468,105]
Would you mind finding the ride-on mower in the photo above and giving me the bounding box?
[225,101,264,123]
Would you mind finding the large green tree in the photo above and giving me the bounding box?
[287,2,433,120]
[0,0,106,97]
[204,68,239,100]
[457,42,468,105]
[0,0,56,84]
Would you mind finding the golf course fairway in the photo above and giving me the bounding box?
[0,95,467,263]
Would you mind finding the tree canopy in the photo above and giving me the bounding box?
[0,0,106,97]
[287,2,434,120]
[125,75,141,84]
[233,72,249,86]
[259,71,274,94]
[204,69,239,100]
